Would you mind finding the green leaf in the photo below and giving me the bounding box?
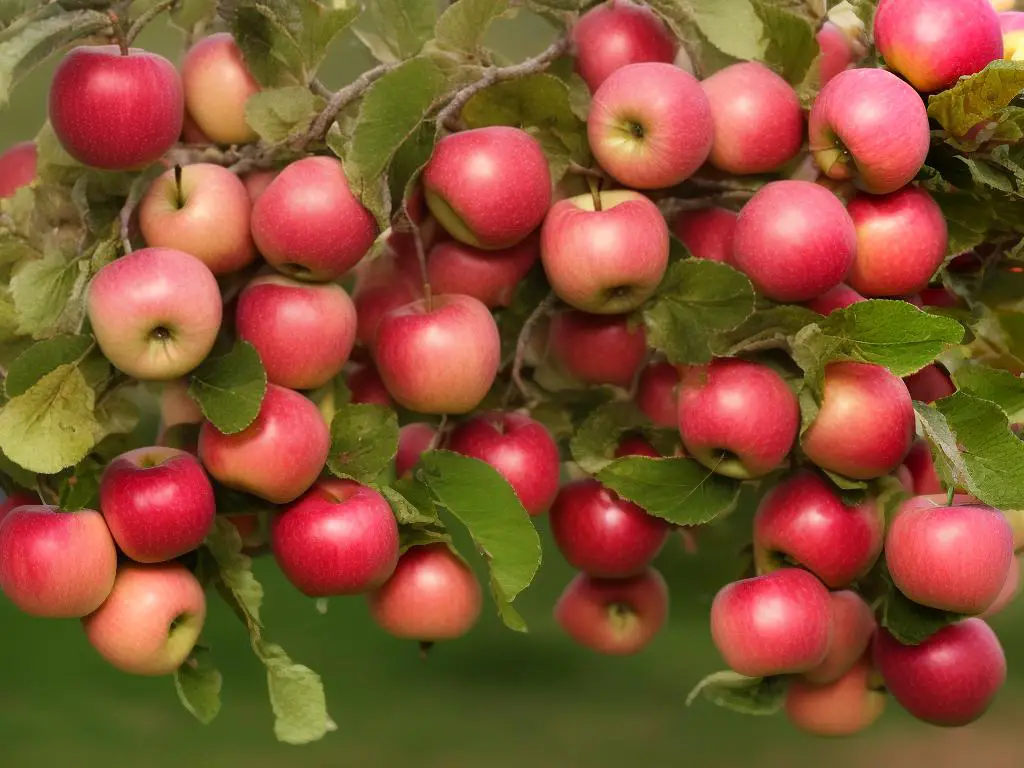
[952,364,1024,422]
[174,645,223,726]
[685,0,766,62]
[686,671,787,715]
[360,0,436,60]
[882,582,963,645]
[711,305,820,356]
[245,86,321,142]
[751,0,819,85]
[205,517,264,625]
[913,402,966,492]
[957,156,1016,195]
[56,455,102,511]
[255,640,335,745]
[569,401,648,475]
[927,60,1024,138]
[4,334,92,398]
[377,481,438,526]
[9,251,79,338]
[327,402,399,483]
[388,120,437,212]
[92,388,140,445]
[187,341,267,436]
[435,0,510,54]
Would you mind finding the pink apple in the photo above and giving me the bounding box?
[636,361,679,428]
[0,141,36,198]
[348,363,394,407]
[160,379,204,429]
[548,310,647,388]
[0,490,38,524]
[817,21,861,86]
[396,423,437,477]
[805,283,866,315]
[981,555,1021,618]
[901,439,946,495]
[352,251,424,347]
[181,33,260,145]
[671,207,737,263]
[427,233,539,309]
[242,170,277,204]
[804,590,877,685]
[904,363,956,403]
[786,657,886,737]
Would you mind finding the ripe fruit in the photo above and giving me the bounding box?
[904,363,956,404]
[700,62,804,175]
[817,21,862,86]
[396,423,437,477]
[804,590,877,684]
[243,170,277,204]
[139,163,256,276]
[0,506,116,618]
[373,294,500,414]
[99,447,215,563]
[636,361,679,428]
[0,490,38,523]
[981,555,1021,618]
[427,233,539,309]
[874,619,1006,727]
[87,247,222,381]
[348,363,394,407]
[352,252,423,347]
[82,563,206,676]
[49,46,183,170]
[671,207,737,263]
[809,68,930,194]
[802,362,915,480]
[198,384,331,504]
[548,310,647,388]
[710,568,833,677]
[571,1,677,92]
[160,379,204,430]
[786,658,886,737]
[805,283,866,315]
[0,141,37,198]
[554,568,669,655]
[732,181,857,302]
[901,439,945,495]
[181,33,260,145]
[251,156,377,281]
[235,274,357,390]
[588,62,712,189]
[422,126,551,250]
[677,358,800,479]
[615,434,661,458]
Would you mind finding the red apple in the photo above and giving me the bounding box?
[917,286,961,308]
[786,657,886,737]
[348,363,394,407]
[904,363,956,403]
[225,513,267,551]
[804,590,877,685]
[427,233,539,309]
[351,251,424,347]
[0,490,38,524]
[671,207,737,263]
[981,555,1021,618]
[180,111,210,144]
[0,141,36,198]
[548,310,647,388]
[396,423,437,477]
[181,33,260,145]
[242,170,277,204]
[901,439,946,495]
[636,361,679,428]
[805,283,866,315]
[817,21,861,86]
[615,434,661,458]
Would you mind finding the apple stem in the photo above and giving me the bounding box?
[174,164,184,208]
[946,486,955,506]
[107,11,129,56]
[586,175,603,211]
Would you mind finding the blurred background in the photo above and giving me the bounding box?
[2,9,1024,768]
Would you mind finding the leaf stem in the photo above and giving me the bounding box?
[125,0,180,46]
[507,292,557,407]
[297,63,399,149]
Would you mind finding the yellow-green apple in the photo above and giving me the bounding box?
[981,555,1021,618]
[554,567,669,655]
[677,358,800,479]
[809,68,930,194]
[995,0,1017,12]
[49,46,183,170]
[732,181,856,302]
[348,363,394,407]
[671,207,737,263]
[710,568,833,677]
[806,283,866,315]
[588,62,712,189]
[422,126,551,250]
[352,250,424,347]
[802,362,915,480]
[251,156,377,281]
[548,310,647,387]
[242,170,277,204]
[636,361,679,428]
[0,490,38,523]
[82,562,206,676]
[271,478,399,597]
[0,141,36,198]
[396,423,437,477]
[786,657,886,737]
[87,247,223,381]
[700,62,804,175]
[873,618,1006,726]
[1001,11,1024,59]
[373,294,500,414]
[427,233,539,309]
[804,590,877,684]
[874,0,1003,93]
[901,439,945,495]
[181,33,260,145]
[0,506,116,618]
[198,384,330,504]
[904,363,955,403]
[570,0,677,92]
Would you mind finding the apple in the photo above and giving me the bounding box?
[82,562,206,676]
[1001,12,1024,59]
[677,358,800,479]
[251,156,377,281]
[981,555,1021,618]
[160,379,204,430]
[352,251,424,347]
[901,439,945,495]
[427,233,539,309]
[917,286,961,308]
[225,513,267,551]
[0,489,38,523]
[817,21,861,86]
[396,423,437,477]
[99,446,216,563]
[804,590,877,685]
[671,207,737,263]
[348,363,394,407]
[700,62,804,175]
[87,247,222,381]
[732,181,857,302]
[885,495,1014,614]
[368,543,483,641]
[802,362,915,480]
[548,310,647,388]
[636,361,679,428]
[198,383,331,504]
[242,170,277,204]
[0,506,116,618]
[588,62,712,189]
[904,363,956,403]
[235,274,357,390]
[571,0,677,92]
[805,283,866,315]
[373,294,500,415]
[541,190,669,313]
[0,141,36,198]
[554,567,669,655]
[874,0,1003,93]
[181,33,260,145]
[786,657,886,737]
[446,411,561,517]
[873,618,1006,727]
[139,163,256,276]
[615,434,661,458]
[710,568,833,677]
[422,126,551,250]
[809,68,930,194]
[49,46,183,170]
[180,111,209,144]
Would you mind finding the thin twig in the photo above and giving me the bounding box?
[297,62,398,149]
[567,162,608,181]
[125,0,179,46]
[309,79,333,99]
[427,415,448,452]
[119,197,136,254]
[506,292,557,407]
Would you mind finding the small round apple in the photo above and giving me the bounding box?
[636,361,679,428]
[803,590,877,685]
[615,434,661,459]
[904,363,956,404]
[181,33,260,145]
[671,207,737,263]
[786,657,886,737]
[0,489,38,524]
[0,141,36,198]
[981,555,1021,618]
[548,310,648,388]
[805,283,866,316]
[427,233,539,309]
[352,252,424,347]
[159,379,204,430]
[817,21,861,86]
[396,423,437,477]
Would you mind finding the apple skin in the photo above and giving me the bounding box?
[677,358,800,479]
[198,383,331,504]
[251,156,377,281]
[160,379,204,428]
[874,0,1003,93]
[809,68,930,194]
[396,423,437,478]
[636,362,679,428]
[710,568,833,678]
[0,490,38,523]
[786,657,886,737]
[817,21,859,86]
[554,567,669,655]
[541,190,669,313]
[373,294,500,415]
[901,439,945,495]
[352,252,424,347]
[368,543,483,641]
[0,506,117,618]
[588,62,712,189]
[348,363,394,407]
[804,590,877,685]
[446,411,561,517]
[671,207,737,263]
[701,62,804,175]
[49,46,183,170]
[427,233,539,309]
[846,187,948,297]
[139,163,256,276]
[571,0,677,93]
[805,283,866,316]
[754,470,884,588]
[1002,12,1024,59]
[548,310,647,388]
[981,555,1021,618]
[885,495,1014,614]
[615,434,661,458]
[422,126,551,250]
[82,562,206,677]
[802,362,915,480]
[242,170,277,204]
[87,247,223,381]
[873,619,1006,727]
[732,181,857,302]
[235,274,357,390]
[0,141,36,198]
[181,33,260,145]
[99,446,216,564]
[903,363,955,404]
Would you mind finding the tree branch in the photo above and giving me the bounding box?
[296,62,398,149]
[125,0,179,46]
[506,292,557,407]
